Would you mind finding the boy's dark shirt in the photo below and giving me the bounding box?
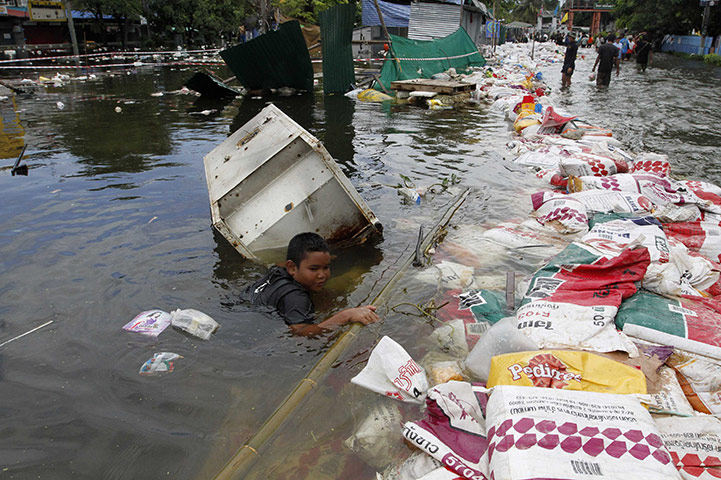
[245,266,315,325]
[597,43,619,72]
[636,40,651,63]
[563,41,579,69]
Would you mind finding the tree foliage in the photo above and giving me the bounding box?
[615,0,721,37]
[144,0,248,46]
[274,0,351,24]
[507,0,558,24]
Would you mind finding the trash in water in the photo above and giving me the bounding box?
[114,106,122,113]
[343,402,403,468]
[183,71,241,98]
[139,352,181,375]
[56,101,64,110]
[122,309,172,337]
[170,308,219,340]
[203,103,382,261]
[350,336,428,404]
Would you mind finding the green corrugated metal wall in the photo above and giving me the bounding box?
[318,4,356,94]
[219,20,314,92]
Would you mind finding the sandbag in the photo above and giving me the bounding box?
[655,416,721,480]
[517,243,650,355]
[667,350,721,415]
[486,350,647,394]
[616,292,721,360]
[402,381,488,480]
[631,152,671,177]
[485,386,681,480]
[664,221,721,263]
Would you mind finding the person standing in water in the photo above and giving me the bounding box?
[561,33,579,87]
[634,33,653,72]
[592,34,620,87]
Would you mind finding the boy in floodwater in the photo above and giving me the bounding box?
[245,232,379,336]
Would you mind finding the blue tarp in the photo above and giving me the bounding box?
[362,0,410,27]
[71,10,113,20]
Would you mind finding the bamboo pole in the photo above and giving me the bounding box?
[213,188,471,480]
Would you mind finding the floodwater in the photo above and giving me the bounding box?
[0,49,720,479]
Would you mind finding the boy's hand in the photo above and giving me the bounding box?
[344,305,379,325]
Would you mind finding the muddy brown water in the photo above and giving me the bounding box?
[0,50,720,479]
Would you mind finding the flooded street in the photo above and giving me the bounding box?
[1,49,721,479]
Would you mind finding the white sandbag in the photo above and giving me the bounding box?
[351,336,429,404]
[485,385,682,480]
[646,366,696,416]
[655,415,721,480]
[402,381,488,479]
[515,298,638,355]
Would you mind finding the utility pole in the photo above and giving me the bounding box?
[699,0,715,55]
[64,0,80,69]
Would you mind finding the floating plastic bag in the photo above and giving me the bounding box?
[655,416,721,480]
[485,385,681,480]
[464,316,538,382]
[344,402,403,469]
[486,350,647,394]
[123,309,171,336]
[139,352,181,375]
[351,336,428,404]
[429,319,469,358]
[358,88,393,102]
[427,360,465,386]
[170,308,219,340]
[402,381,488,480]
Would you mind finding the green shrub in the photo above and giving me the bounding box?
[704,53,721,65]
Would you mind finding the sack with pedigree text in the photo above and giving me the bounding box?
[351,336,429,404]
[486,350,647,394]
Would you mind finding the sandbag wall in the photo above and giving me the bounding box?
[345,42,721,480]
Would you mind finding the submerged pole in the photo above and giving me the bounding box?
[213,188,471,480]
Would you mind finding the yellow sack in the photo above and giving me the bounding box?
[357,89,393,103]
[513,114,540,133]
[487,350,647,394]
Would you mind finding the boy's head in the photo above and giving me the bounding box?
[285,232,331,292]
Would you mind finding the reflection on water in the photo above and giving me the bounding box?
[0,94,24,161]
[0,53,720,479]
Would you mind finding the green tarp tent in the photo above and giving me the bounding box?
[376,27,486,92]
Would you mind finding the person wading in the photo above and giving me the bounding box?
[562,34,579,88]
[592,34,620,87]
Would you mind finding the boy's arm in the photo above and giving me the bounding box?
[592,55,600,71]
[289,306,379,337]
